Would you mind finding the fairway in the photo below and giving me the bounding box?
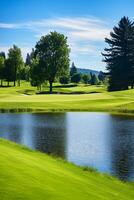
[0,82,133,114]
[0,139,134,200]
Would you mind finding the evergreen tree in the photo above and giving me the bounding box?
[4,58,15,86]
[98,71,105,82]
[90,73,99,85]
[82,74,90,84]
[0,52,6,59]
[25,53,31,66]
[60,76,70,84]
[30,48,35,60]
[71,73,81,83]
[102,17,134,91]
[70,62,77,76]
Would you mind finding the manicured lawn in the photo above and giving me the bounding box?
[0,81,133,114]
[0,139,134,200]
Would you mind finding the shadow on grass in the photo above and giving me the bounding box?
[36,91,101,95]
[0,85,12,88]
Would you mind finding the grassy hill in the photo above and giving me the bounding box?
[0,139,134,200]
[0,81,133,114]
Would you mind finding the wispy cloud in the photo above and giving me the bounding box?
[0,23,17,29]
[0,17,110,40]
[0,16,111,67]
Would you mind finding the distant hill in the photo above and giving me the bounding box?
[77,68,100,76]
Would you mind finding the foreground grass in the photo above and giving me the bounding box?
[0,139,134,200]
[0,81,133,114]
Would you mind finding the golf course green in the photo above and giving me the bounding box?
[0,81,133,114]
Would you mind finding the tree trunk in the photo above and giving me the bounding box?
[1,79,2,87]
[18,79,20,87]
[14,80,16,87]
[131,84,134,89]
[49,81,53,94]
[7,81,9,87]
[37,84,42,92]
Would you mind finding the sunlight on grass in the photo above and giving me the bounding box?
[0,139,134,200]
[0,81,133,114]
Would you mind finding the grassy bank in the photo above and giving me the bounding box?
[0,82,133,114]
[0,139,134,200]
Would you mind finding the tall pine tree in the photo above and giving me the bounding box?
[102,17,134,91]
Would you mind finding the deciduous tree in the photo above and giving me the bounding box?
[35,32,70,93]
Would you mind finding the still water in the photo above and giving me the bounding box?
[0,112,134,181]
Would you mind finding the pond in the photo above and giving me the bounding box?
[0,112,134,181]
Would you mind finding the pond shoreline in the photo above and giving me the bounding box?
[0,107,133,116]
[1,138,134,184]
[0,138,130,182]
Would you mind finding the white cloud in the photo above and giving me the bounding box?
[0,16,111,68]
[0,23,17,29]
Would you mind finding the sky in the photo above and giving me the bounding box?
[0,0,134,71]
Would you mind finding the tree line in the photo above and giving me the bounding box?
[0,32,70,93]
[0,46,24,87]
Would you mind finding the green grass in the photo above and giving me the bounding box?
[0,81,133,114]
[0,138,134,200]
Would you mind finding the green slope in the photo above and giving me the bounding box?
[0,139,134,200]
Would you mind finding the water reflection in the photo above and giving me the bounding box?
[31,114,67,158]
[0,113,67,158]
[0,112,134,181]
[110,115,134,180]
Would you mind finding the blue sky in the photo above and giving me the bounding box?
[0,0,134,71]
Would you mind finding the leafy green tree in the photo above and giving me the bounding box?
[35,31,70,93]
[82,74,90,84]
[102,17,134,91]
[0,56,5,86]
[7,45,23,86]
[30,59,44,90]
[71,73,81,83]
[20,65,30,81]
